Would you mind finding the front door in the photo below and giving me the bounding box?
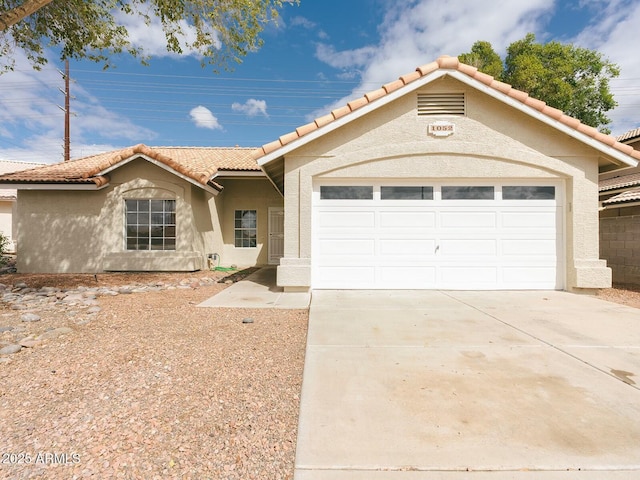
[268,207,285,265]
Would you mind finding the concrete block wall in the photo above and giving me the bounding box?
[600,215,640,285]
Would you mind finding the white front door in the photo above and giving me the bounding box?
[268,207,285,265]
[312,182,563,290]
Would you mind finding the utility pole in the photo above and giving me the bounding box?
[58,59,71,162]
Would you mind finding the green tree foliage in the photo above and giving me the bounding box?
[459,34,620,132]
[458,40,503,79]
[0,0,297,72]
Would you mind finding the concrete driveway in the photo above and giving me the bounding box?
[295,290,640,479]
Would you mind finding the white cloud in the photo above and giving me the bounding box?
[309,0,555,118]
[309,0,638,136]
[290,16,317,29]
[189,105,222,130]
[115,10,220,59]
[572,0,640,135]
[0,50,156,163]
[0,133,122,164]
[231,99,269,117]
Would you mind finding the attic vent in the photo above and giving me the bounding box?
[417,93,465,116]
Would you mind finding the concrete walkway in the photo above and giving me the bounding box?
[295,290,640,479]
[197,266,310,309]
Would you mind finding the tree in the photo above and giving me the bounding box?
[0,0,297,72]
[458,40,503,79]
[459,34,620,132]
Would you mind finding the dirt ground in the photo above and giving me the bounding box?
[596,283,640,309]
[0,270,307,479]
[0,270,637,479]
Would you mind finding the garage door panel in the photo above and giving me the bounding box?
[379,238,437,255]
[440,211,497,228]
[439,239,497,256]
[378,266,437,287]
[316,266,375,288]
[318,238,375,256]
[440,266,498,285]
[379,211,436,228]
[318,210,375,228]
[502,239,556,256]
[502,267,557,285]
[501,211,557,228]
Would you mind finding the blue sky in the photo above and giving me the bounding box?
[1,0,639,164]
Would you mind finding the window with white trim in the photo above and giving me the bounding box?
[235,210,257,248]
[125,199,176,250]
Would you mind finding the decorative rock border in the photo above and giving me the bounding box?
[0,270,255,361]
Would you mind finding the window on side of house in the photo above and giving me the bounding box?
[125,199,176,250]
[235,210,257,248]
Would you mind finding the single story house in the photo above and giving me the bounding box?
[0,56,638,292]
[599,128,640,285]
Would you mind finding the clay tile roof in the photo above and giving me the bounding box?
[599,172,640,192]
[252,55,640,166]
[0,145,260,188]
[617,127,640,143]
[602,187,640,205]
[0,160,46,199]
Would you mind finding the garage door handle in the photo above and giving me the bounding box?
[435,245,440,254]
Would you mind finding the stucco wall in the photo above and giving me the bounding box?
[18,189,109,273]
[15,160,281,273]
[277,76,609,291]
[17,159,210,273]
[218,178,284,266]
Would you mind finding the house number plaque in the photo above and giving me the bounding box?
[428,121,456,137]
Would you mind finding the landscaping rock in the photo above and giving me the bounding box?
[0,344,22,354]
[37,327,73,341]
[19,339,42,348]
[20,313,41,322]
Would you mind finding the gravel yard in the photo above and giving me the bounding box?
[0,270,308,479]
[0,268,638,480]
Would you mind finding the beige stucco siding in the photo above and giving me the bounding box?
[277,76,609,291]
[218,178,284,266]
[17,159,210,273]
[16,160,282,273]
[18,189,108,272]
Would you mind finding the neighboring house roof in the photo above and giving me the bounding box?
[0,159,46,200]
[0,145,260,192]
[617,127,640,144]
[602,187,640,206]
[253,56,639,194]
[599,172,640,192]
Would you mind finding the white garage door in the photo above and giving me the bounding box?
[312,182,563,290]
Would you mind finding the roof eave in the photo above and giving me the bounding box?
[99,153,220,196]
[602,200,640,208]
[257,68,638,172]
[211,170,265,178]
[257,71,442,168]
[0,181,110,191]
[443,71,638,171]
